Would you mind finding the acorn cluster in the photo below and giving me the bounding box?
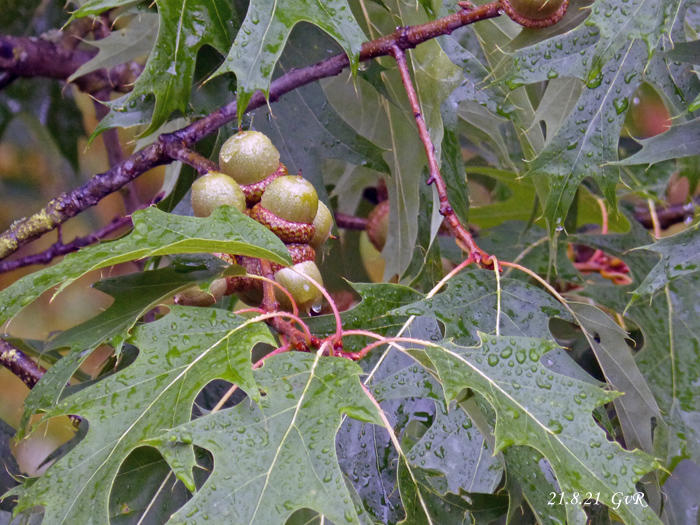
[178,131,332,311]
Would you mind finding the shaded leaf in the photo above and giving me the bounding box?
[68,12,158,83]
[153,352,382,524]
[499,0,684,230]
[406,398,502,495]
[631,221,700,297]
[575,223,700,465]
[322,0,461,279]
[8,307,274,524]
[528,40,649,231]
[19,259,228,434]
[615,118,700,165]
[501,446,570,525]
[213,0,366,122]
[392,269,570,345]
[108,446,193,525]
[0,206,290,326]
[570,303,661,454]
[661,459,700,525]
[95,0,236,135]
[420,334,661,525]
[397,458,507,525]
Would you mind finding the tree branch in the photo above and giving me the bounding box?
[634,196,699,230]
[0,215,132,274]
[0,34,140,94]
[334,213,368,230]
[0,2,501,261]
[0,338,46,390]
[390,43,489,264]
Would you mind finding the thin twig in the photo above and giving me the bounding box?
[0,215,132,274]
[389,43,489,264]
[0,1,502,261]
[634,196,698,229]
[334,213,368,230]
[0,338,46,390]
[161,137,218,175]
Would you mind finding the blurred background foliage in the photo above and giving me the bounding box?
[1,0,698,516]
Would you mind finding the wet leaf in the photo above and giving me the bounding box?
[322,0,461,279]
[631,221,700,297]
[213,0,366,123]
[574,223,700,466]
[79,0,237,135]
[152,352,382,524]
[615,118,700,165]
[7,307,274,524]
[19,259,228,434]
[392,269,570,346]
[570,303,661,454]
[67,12,158,83]
[499,0,685,231]
[0,206,290,325]
[420,334,661,525]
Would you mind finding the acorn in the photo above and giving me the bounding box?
[249,175,318,244]
[219,130,280,185]
[191,171,246,217]
[500,0,568,28]
[274,260,324,311]
[218,130,287,204]
[310,201,334,249]
[174,278,228,306]
[366,200,389,251]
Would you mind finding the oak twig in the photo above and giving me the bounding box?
[334,213,368,231]
[389,44,489,264]
[634,197,699,230]
[0,2,501,262]
[0,338,46,390]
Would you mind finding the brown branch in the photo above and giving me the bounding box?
[389,43,489,264]
[0,34,140,94]
[0,2,501,261]
[161,136,218,175]
[0,215,132,274]
[334,212,368,230]
[0,338,46,390]
[634,197,699,229]
[1,338,83,425]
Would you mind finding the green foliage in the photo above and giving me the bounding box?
[0,206,289,326]
[1,0,700,524]
[153,352,382,524]
[7,307,275,524]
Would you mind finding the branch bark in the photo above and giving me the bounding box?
[0,34,140,94]
[390,43,489,264]
[0,2,501,261]
[0,338,46,390]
